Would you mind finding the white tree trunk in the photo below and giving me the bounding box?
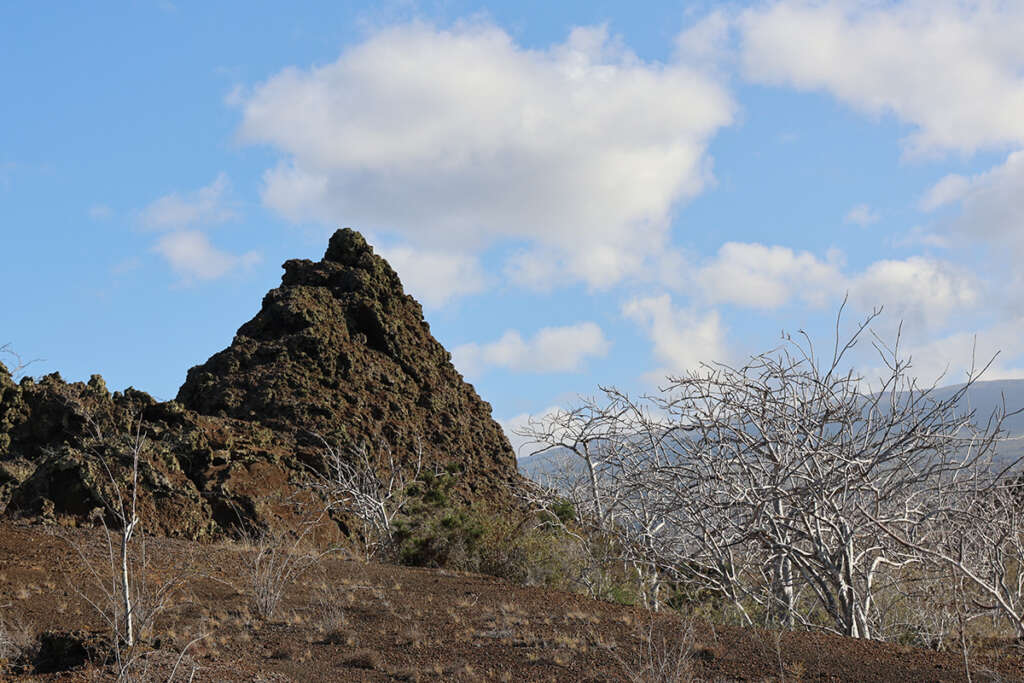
[121,516,138,647]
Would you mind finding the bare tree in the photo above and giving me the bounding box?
[308,435,424,561]
[517,395,678,607]
[520,396,636,531]
[64,408,200,680]
[0,343,35,380]
[520,302,1016,639]
[876,472,1024,640]
[74,412,148,652]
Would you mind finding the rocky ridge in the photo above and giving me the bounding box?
[0,229,519,538]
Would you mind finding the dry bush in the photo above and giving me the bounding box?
[0,604,34,674]
[309,434,595,592]
[309,585,349,643]
[0,609,18,665]
[0,343,34,380]
[309,435,423,561]
[236,509,330,621]
[602,614,709,683]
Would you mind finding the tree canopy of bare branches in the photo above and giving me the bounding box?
[308,435,424,561]
[519,304,1021,640]
[0,343,34,380]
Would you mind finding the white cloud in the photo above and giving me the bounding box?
[502,249,570,293]
[453,322,610,377]
[844,203,879,226]
[238,21,734,295]
[152,231,261,283]
[692,242,976,330]
[891,225,952,250]
[849,257,980,331]
[499,407,563,459]
[138,173,236,231]
[697,242,845,309]
[736,1,1024,155]
[377,245,486,308]
[919,175,973,212]
[622,294,728,379]
[136,174,257,283]
[866,316,1024,388]
[920,149,1024,258]
[675,10,734,70]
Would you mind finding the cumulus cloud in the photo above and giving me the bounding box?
[697,242,845,309]
[920,149,1024,259]
[675,10,734,70]
[453,322,610,377]
[622,294,728,380]
[736,0,1024,156]
[844,203,879,226]
[502,249,570,293]
[137,174,260,283]
[377,244,486,308]
[849,257,980,331]
[237,21,734,299]
[691,242,977,331]
[137,173,236,230]
[152,231,261,283]
[919,175,973,212]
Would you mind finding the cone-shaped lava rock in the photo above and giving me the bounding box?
[176,229,515,477]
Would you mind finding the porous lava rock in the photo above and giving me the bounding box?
[0,229,520,538]
[0,368,308,538]
[176,229,516,486]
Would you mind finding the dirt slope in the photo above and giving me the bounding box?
[1,521,1021,682]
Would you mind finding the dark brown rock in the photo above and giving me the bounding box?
[0,229,520,539]
[176,228,517,493]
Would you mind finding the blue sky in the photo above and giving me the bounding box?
[4,1,1024,454]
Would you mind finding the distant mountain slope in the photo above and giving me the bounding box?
[928,378,1024,434]
[517,379,1024,483]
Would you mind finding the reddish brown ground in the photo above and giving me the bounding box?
[0,520,1021,682]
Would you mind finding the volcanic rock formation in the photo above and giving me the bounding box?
[0,229,519,537]
[177,229,512,475]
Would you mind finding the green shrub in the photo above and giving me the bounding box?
[389,464,588,589]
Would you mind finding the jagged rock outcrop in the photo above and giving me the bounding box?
[0,229,520,537]
[0,369,312,537]
[176,229,516,485]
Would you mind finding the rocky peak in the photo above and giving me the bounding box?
[177,228,515,479]
[323,227,373,266]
